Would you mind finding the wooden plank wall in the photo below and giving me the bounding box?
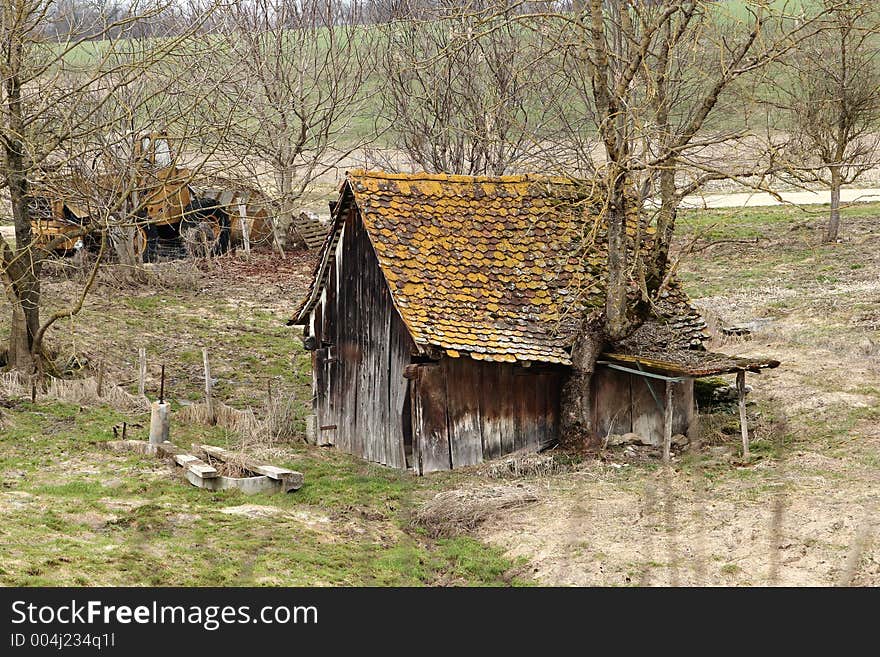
[592,366,694,446]
[308,208,411,468]
[306,205,563,473]
[411,358,563,474]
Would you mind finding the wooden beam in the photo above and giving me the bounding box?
[174,454,200,467]
[596,361,689,383]
[188,461,218,479]
[737,370,750,462]
[138,347,147,397]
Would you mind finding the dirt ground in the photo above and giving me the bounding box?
[477,209,880,586]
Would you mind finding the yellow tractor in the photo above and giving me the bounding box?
[29,132,275,260]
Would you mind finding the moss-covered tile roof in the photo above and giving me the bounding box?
[292,170,708,365]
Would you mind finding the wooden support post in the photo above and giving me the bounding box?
[30,378,36,404]
[138,347,146,397]
[202,347,215,425]
[737,370,750,462]
[238,202,251,257]
[663,380,674,463]
[96,361,104,398]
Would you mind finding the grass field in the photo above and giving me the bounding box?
[1,199,878,586]
[38,0,828,153]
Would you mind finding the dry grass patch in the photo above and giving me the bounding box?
[413,484,540,538]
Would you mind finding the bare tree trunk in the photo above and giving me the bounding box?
[605,175,630,341]
[4,59,43,373]
[8,304,35,373]
[560,317,605,446]
[273,168,294,255]
[7,273,42,373]
[825,166,842,243]
[649,163,677,291]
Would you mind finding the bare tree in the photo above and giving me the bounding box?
[514,1,830,439]
[378,2,562,175]
[773,0,880,242]
[187,0,379,246]
[0,0,229,374]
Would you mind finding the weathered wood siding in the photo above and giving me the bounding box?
[592,366,694,446]
[409,357,564,474]
[309,208,411,468]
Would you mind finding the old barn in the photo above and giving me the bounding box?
[290,170,778,473]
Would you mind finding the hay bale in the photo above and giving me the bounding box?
[412,484,539,538]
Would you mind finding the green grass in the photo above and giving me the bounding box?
[0,398,520,586]
[675,201,880,296]
[0,252,527,586]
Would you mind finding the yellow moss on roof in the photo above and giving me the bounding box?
[348,170,612,365]
[294,170,708,365]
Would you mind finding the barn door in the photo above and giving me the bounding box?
[409,363,452,475]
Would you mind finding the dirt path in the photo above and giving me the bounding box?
[679,188,880,209]
[479,338,880,586]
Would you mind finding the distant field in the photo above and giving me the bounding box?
[42,1,834,151]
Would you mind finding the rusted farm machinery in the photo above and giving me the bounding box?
[28,132,277,261]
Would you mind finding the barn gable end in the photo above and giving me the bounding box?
[306,200,412,468]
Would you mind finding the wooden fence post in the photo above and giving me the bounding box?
[138,347,146,397]
[203,348,215,425]
[238,202,251,257]
[96,361,104,398]
[737,370,750,462]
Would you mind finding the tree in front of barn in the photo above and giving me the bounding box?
[502,0,828,441]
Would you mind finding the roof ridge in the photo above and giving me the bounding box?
[346,169,578,186]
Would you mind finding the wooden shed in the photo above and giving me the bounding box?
[289,171,778,473]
